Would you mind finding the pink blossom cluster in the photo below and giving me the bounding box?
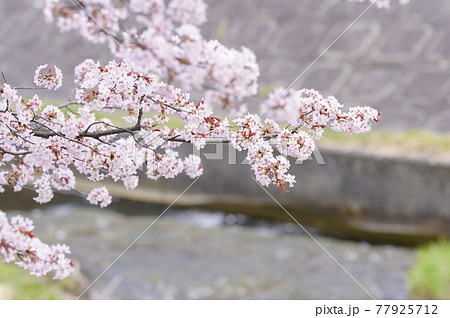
[183,154,203,178]
[276,130,315,162]
[261,88,380,140]
[0,61,218,211]
[86,186,112,208]
[43,0,259,107]
[41,0,410,116]
[0,0,385,278]
[34,64,63,90]
[347,0,410,9]
[0,61,379,205]
[0,212,74,279]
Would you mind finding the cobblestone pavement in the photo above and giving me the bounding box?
[1,0,449,131]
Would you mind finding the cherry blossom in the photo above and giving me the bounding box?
[0,0,390,278]
[87,187,113,208]
[1,84,19,102]
[0,60,380,208]
[42,0,259,108]
[34,64,63,90]
[276,130,316,162]
[183,154,203,178]
[0,212,75,279]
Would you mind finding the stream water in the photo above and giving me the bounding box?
[5,201,415,299]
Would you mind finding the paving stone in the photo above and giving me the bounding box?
[401,70,450,103]
[374,24,433,62]
[321,21,380,59]
[274,22,325,59]
[404,0,450,20]
[427,31,450,62]
[346,67,402,102]
[378,111,424,130]
[427,109,450,131]
[295,63,351,94]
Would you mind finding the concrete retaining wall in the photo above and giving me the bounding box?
[82,143,450,245]
[2,144,449,245]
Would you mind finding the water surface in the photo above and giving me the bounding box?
[7,203,414,299]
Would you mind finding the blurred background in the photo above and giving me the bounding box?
[0,0,449,300]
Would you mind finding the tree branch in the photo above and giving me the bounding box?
[33,109,144,139]
[161,133,279,144]
[0,147,32,156]
[57,101,83,108]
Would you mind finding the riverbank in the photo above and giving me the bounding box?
[70,141,450,246]
[2,136,448,246]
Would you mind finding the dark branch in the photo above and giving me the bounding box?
[57,101,84,108]
[0,147,32,156]
[34,109,144,139]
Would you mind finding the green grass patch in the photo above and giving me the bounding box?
[0,261,78,299]
[259,84,277,97]
[320,129,450,155]
[407,239,450,299]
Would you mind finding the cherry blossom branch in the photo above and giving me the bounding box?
[161,133,280,144]
[0,212,74,279]
[0,0,391,279]
[42,0,258,108]
[14,87,47,90]
[0,60,379,209]
[0,147,32,156]
[57,101,83,108]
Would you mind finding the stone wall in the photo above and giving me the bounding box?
[1,0,449,131]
